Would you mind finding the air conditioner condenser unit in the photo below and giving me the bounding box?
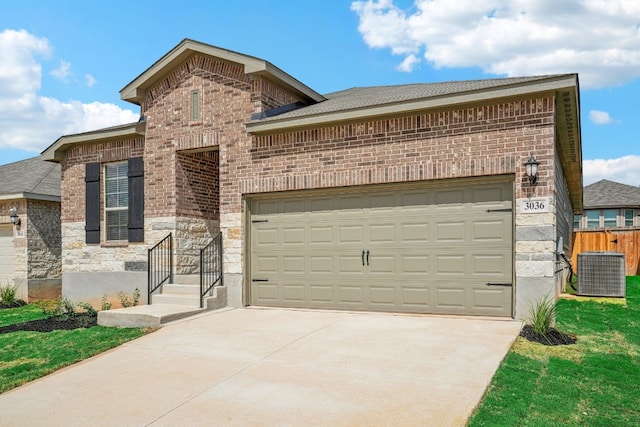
[577,252,626,298]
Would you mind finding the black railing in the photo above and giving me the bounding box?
[200,232,223,308]
[148,233,173,304]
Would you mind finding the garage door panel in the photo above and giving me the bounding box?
[401,223,429,243]
[282,227,305,245]
[250,180,513,316]
[435,287,466,309]
[471,288,511,312]
[0,225,15,284]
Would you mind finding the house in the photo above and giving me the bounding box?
[0,157,62,301]
[572,179,640,275]
[574,179,640,230]
[41,39,583,319]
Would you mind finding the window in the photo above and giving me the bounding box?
[603,209,617,228]
[191,90,200,121]
[105,162,128,241]
[586,210,599,229]
[573,214,581,229]
[625,209,635,227]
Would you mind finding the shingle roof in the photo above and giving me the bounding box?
[0,157,61,198]
[584,179,640,208]
[254,75,564,122]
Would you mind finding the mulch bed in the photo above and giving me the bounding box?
[0,313,97,334]
[520,324,577,346]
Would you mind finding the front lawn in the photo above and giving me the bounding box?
[0,305,148,394]
[468,276,640,426]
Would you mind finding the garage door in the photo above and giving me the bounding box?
[249,179,513,316]
[0,225,15,285]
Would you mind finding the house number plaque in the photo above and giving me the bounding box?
[521,197,549,213]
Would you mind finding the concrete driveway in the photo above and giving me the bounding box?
[0,308,520,427]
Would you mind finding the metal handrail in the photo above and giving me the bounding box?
[200,232,223,308]
[148,233,173,304]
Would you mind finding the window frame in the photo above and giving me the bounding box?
[625,209,635,227]
[104,161,129,241]
[602,209,618,228]
[585,210,600,229]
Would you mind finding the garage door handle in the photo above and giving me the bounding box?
[362,250,365,266]
[366,250,370,266]
[252,279,269,282]
[486,282,512,287]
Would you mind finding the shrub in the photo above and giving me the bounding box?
[101,295,112,311]
[118,288,141,308]
[526,295,556,336]
[37,299,61,316]
[0,281,20,307]
[77,302,98,317]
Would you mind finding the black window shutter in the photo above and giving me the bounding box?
[85,162,101,244]
[128,157,144,242]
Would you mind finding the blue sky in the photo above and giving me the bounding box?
[0,0,639,185]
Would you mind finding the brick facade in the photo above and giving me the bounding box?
[50,42,580,318]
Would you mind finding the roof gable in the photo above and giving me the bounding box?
[584,179,640,208]
[120,39,325,105]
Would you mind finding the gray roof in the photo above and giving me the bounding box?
[0,156,61,198]
[584,179,640,209]
[255,75,564,122]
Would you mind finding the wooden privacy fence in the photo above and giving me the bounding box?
[572,229,640,276]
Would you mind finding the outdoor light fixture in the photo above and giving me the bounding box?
[524,155,539,185]
[9,207,20,226]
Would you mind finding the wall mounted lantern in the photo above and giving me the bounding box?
[9,207,20,226]
[524,155,539,185]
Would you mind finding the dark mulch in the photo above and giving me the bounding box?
[520,324,577,346]
[0,313,98,334]
[0,301,27,309]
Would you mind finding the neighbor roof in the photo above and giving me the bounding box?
[0,157,61,201]
[584,179,640,209]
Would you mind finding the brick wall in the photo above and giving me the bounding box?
[62,138,145,222]
[176,151,219,220]
[221,96,557,214]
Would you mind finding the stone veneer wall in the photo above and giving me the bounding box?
[0,199,61,301]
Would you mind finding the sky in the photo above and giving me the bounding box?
[0,0,638,186]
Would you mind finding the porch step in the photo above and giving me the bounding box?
[97,304,204,328]
[97,286,227,328]
[162,283,200,295]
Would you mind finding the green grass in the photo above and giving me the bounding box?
[468,276,640,426]
[0,305,149,394]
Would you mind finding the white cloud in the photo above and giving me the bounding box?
[50,60,71,81]
[85,74,97,87]
[583,155,640,186]
[397,53,420,72]
[589,110,615,125]
[0,29,138,153]
[351,0,640,88]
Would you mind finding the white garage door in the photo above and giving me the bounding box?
[0,225,15,285]
[249,178,513,317]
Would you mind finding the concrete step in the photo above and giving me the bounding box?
[97,286,228,328]
[172,274,200,285]
[162,284,200,295]
[98,304,204,328]
[151,293,201,307]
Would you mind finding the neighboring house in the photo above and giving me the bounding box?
[572,179,640,276]
[0,157,62,301]
[41,39,583,319]
[574,179,640,230]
